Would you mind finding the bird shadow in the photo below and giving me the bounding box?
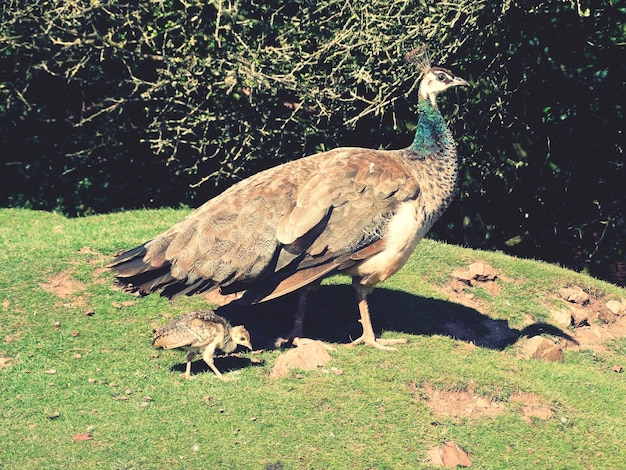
[217,285,575,351]
[169,353,264,376]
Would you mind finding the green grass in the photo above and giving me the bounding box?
[1,208,625,469]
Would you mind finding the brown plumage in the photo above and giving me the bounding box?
[109,58,469,349]
[151,310,252,379]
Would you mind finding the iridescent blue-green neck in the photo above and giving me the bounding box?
[410,96,453,158]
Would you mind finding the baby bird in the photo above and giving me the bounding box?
[151,310,252,380]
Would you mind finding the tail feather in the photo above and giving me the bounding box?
[108,242,180,296]
[107,243,148,270]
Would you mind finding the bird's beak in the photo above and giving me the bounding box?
[453,76,470,87]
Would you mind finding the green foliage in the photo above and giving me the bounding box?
[1,0,625,275]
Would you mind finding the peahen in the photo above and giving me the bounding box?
[108,51,469,350]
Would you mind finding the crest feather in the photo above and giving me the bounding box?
[405,45,432,74]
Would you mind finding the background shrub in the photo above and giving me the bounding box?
[1,0,624,280]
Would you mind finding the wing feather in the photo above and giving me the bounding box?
[110,147,420,301]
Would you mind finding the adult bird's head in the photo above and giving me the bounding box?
[230,325,253,350]
[419,67,469,107]
[406,45,469,107]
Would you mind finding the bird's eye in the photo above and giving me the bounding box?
[437,73,446,81]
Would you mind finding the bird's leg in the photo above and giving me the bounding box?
[290,287,309,339]
[349,283,408,350]
[202,347,225,380]
[275,286,313,348]
[204,358,225,380]
[183,351,197,379]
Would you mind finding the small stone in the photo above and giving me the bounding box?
[541,346,564,362]
[270,339,333,378]
[613,365,623,373]
[560,287,590,305]
[605,300,625,315]
[570,308,589,328]
[521,336,563,362]
[550,309,573,327]
[426,440,472,468]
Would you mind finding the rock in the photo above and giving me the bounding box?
[605,300,625,316]
[270,339,333,379]
[570,307,589,328]
[550,309,573,327]
[597,308,617,324]
[560,287,590,305]
[541,345,565,362]
[521,336,563,362]
[426,441,472,468]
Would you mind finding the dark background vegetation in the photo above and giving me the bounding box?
[1,0,625,283]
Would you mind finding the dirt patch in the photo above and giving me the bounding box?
[411,382,552,422]
[0,357,13,370]
[446,262,626,356]
[448,261,501,309]
[549,286,626,354]
[41,269,85,299]
[40,268,90,308]
[39,249,111,307]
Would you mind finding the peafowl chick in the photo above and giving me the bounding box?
[151,310,252,380]
[110,49,468,350]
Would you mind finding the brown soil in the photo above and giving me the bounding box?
[445,261,626,355]
[40,269,87,307]
[409,382,553,423]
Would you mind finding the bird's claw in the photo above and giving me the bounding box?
[348,336,408,351]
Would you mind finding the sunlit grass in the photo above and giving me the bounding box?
[1,208,625,469]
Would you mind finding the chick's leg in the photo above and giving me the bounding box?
[202,346,224,380]
[184,351,197,379]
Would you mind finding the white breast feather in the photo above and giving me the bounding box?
[351,201,427,285]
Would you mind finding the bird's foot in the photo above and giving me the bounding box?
[181,372,195,380]
[348,335,408,351]
[273,336,292,349]
[273,326,305,349]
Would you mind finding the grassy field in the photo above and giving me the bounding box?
[1,207,625,469]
